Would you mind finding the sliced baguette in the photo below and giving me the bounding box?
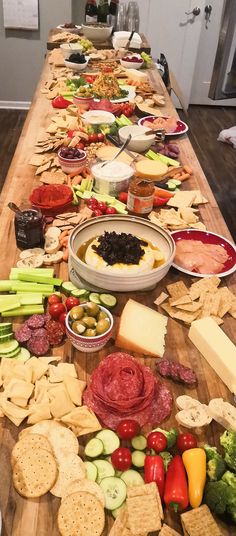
[176,395,202,411]
[176,405,212,428]
[42,251,63,265]
[17,255,44,268]
[19,248,45,259]
[208,398,236,431]
[44,235,60,255]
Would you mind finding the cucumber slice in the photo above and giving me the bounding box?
[99,476,126,510]
[15,347,31,361]
[93,460,115,484]
[84,438,104,458]
[171,179,182,186]
[99,294,117,309]
[61,282,78,295]
[0,322,12,335]
[89,293,101,305]
[131,435,147,451]
[71,289,90,298]
[131,450,145,468]
[112,501,126,519]
[121,469,144,488]
[0,346,21,359]
[84,461,98,482]
[167,180,177,191]
[96,429,120,455]
[0,340,19,355]
[0,332,13,343]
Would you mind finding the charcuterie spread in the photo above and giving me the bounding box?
[0,28,236,536]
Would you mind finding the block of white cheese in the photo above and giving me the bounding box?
[116,298,167,357]
[125,69,149,82]
[189,317,236,394]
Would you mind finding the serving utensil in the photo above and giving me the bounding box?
[8,202,25,216]
[101,134,132,167]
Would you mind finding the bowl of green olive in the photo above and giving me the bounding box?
[65,301,113,352]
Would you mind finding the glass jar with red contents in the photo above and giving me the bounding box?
[14,207,44,249]
[127,177,155,215]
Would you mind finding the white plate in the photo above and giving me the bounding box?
[94,86,136,104]
[57,25,81,34]
[82,110,116,125]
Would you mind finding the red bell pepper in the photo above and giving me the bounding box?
[153,196,168,207]
[52,96,71,109]
[144,454,165,498]
[164,454,188,512]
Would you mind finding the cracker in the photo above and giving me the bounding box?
[11,433,52,466]
[189,276,221,300]
[40,170,66,184]
[127,493,161,533]
[29,155,48,166]
[166,281,189,298]
[58,491,105,536]
[63,478,105,506]
[161,303,199,324]
[167,191,196,208]
[181,505,222,536]
[210,315,224,326]
[191,190,208,204]
[19,420,79,460]
[50,452,86,497]
[13,448,57,498]
[169,295,192,306]
[159,524,181,536]
[154,292,169,306]
[217,287,234,318]
[176,301,202,312]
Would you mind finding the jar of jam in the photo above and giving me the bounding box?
[127,177,155,215]
[14,207,44,249]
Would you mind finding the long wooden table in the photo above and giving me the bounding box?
[0,56,235,536]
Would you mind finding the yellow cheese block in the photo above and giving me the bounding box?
[135,159,168,179]
[189,317,236,394]
[116,298,167,357]
[125,68,149,82]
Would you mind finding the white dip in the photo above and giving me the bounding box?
[92,161,133,182]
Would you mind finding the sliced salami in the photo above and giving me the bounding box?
[27,314,45,329]
[156,359,197,385]
[32,328,49,340]
[15,325,33,344]
[45,320,64,346]
[83,352,173,429]
[27,336,50,356]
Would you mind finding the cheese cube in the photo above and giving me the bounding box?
[189,317,236,394]
[116,299,167,357]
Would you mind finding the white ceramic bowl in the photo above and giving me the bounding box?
[120,55,144,70]
[66,304,113,352]
[82,23,113,43]
[69,215,175,292]
[82,110,116,126]
[60,43,83,59]
[91,160,134,196]
[64,57,89,72]
[58,148,87,174]
[119,125,156,153]
[73,94,94,107]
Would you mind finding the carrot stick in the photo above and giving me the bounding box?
[183,165,193,175]
[62,247,69,262]
[60,237,69,247]
[154,187,174,199]
[72,175,83,186]
[172,172,181,179]
[178,173,191,181]
[67,176,72,188]
[69,170,82,179]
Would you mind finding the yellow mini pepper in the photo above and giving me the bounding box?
[182,448,206,508]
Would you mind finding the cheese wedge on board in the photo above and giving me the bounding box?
[116,298,167,357]
[189,317,236,394]
[125,68,149,82]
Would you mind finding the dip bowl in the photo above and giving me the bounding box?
[119,125,156,153]
[58,148,87,174]
[60,43,83,59]
[65,304,113,352]
[69,215,175,292]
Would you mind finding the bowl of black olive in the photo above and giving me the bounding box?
[64,53,89,72]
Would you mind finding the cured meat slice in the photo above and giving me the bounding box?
[83,352,173,429]
[45,320,64,346]
[156,359,197,385]
[27,336,50,356]
[15,325,33,344]
[32,328,49,340]
[27,314,45,329]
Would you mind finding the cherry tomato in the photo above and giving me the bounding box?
[111,448,132,471]
[105,207,117,215]
[49,302,66,320]
[118,192,128,204]
[147,431,167,453]
[77,142,85,150]
[85,76,95,84]
[87,198,98,208]
[88,133,98,143]
[48,294,62,305]
[97,202,107,213]
[59,312,67,326]
[93,209,103,217]
[116,420,140,440]
[97,132,104,142]
[177,433,197,453]
[65,297,80,311]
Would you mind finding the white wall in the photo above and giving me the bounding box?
[0,0,72,105]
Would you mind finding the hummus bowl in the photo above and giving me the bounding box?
[69,215,175,292]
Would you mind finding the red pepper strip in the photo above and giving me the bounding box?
[153,196,168,207]
[164,454,188,512]
[144,455,165,498]
[52,96,71,109]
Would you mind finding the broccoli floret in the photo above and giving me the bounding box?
[207,457,226,481]
[153,428,178,448]
[159,451,173,472]
[222,470,236,489]
[221,471,236,524]
[220,430,236,471]
[204,444,220,461]
[204,481,229,514]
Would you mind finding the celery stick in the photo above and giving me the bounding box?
[11,282,53,293]
[10,268,54,280]
[0,281,13,292]
[18,274,62,287]
[2,305,44,317]
[0,300,21,313]
[17,293,43,305]
[0,295,20,302]
[145,149,179,168]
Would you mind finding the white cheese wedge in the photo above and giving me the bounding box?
[125,69,148,82]
[189,317,236,394]
[116,298,167,357]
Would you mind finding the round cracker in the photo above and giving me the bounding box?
[11,433,52,467]
[62,478,105,507]
[58,491,105,536]
[19,420,79,460]
[50,453,86,498]
[13,448,58,498]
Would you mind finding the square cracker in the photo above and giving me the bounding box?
[181,504,222,536]
[159,524,181,536]
[217,287,234,318]
[161,303,199,324]
[167,191,196,208]
[108,509,147,536]
[169,295,192,306]
[127,494,161,533]
[154,292,169,306]
[176,301,202,312]
[166,281,189,298]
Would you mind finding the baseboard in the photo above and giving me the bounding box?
[0,101,31,110]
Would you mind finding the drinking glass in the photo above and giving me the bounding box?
[116,2,127,31]
[126,1,140,32]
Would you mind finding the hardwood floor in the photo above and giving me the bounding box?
[0,106,235,240]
